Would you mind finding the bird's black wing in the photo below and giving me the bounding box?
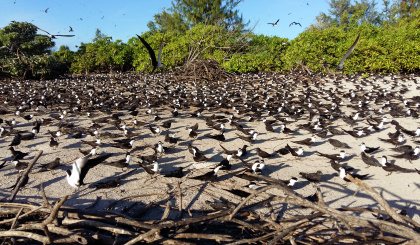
[54,35,75,37]
[80,153,113,185]
[137,35,157,71]
[34,26,52,36]
[337,34,360,69]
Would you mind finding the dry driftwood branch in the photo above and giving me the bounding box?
[338,207,420,228]
[227,230,280,245]
[9,207,24,230]
[40,182,51,208]
[268,219,309,245]
[244,172,420,243]
[16,224,88,244]
[173,233,234,242]
[228,185,276,220]
[8,150,43,202]
[345,173,404,223]
[62,217,139,236]
[177,180,182,212]
[42,195,68,226]
[0,230,48,244]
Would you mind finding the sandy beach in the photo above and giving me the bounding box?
[1,71,419,225]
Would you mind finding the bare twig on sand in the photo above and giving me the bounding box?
[1,167,420,244]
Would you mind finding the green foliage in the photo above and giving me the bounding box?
[148,0,249,34]
[313,0,385,30]
[2,1,420,77]
[0,21,57,78]
[223,34,288,73]
[52,45,76,74]
[132,23,245,72]
[284,10,420,74]
[70,35,133,74]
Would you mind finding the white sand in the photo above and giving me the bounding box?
[0,72,419,222]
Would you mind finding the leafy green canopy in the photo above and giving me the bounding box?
[0,21,57,78]
[147,0,249,34]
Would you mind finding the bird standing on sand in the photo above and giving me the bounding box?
[292,135,316,147]
[360,142,379,154]
[190,166,222,181]
[300,171,323,182]
[380,156,416,175]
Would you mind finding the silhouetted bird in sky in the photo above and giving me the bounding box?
[289,22,301,27]
[268,19,279,26]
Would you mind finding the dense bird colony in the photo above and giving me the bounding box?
[0,71,420,239]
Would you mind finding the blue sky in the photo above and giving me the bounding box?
[1,0,330,51]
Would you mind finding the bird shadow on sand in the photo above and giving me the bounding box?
[26,140,48,148]
[185,182,209,211]
[264,162,290,175]
[62,141,84,149]
[301,151,317,157]
[344,154,357,161]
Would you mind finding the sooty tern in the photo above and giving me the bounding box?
[267,19,279,26]
[66,148,103,189]
[136,34,164,73]
[336,34,360,70]
[35,25,75,39]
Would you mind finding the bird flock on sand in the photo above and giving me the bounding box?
[1,65,420,213]
[0,17,419,215]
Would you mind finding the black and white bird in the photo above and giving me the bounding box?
[339,167,370,182]
[317,150,346,161]
[35,25,75,39]
[190,166,222,181]
[65,148,97,189]
[137,34,164,73]
[148,125,161,135]
[218,154,232,170]
[140,160,160,175]
[390,146,419,163]
[104,153,131,169]
[267,19,279,26]
[380,156,416,175]
[360,142,380,154]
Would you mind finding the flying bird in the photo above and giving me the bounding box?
[267,19,279,26]
[44,8,49,13]
[289,22,301,27]
[66,150,112,189]
[35,26,75,39]
[66,149,97,188]
[336,34,360,70]
[136,34,164,73]
[69,26,73,32]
